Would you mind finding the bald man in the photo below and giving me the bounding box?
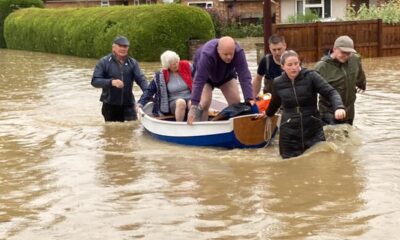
[187,36,256,124]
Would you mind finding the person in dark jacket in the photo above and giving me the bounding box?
[266,50,346,159]
[91,36,148,122]
[315,35,366,125]
[138,50,193,121]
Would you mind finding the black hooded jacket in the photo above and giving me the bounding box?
[91,53,148,106]
[266,68,344,158]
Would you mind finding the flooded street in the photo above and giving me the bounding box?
[1,38,400,239]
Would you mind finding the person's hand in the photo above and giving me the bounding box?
[187,105,196,125]
[356,82,366,93]
[135,104,142,120]
[356,86,365,93]
[248,99,256,106]
[255,111,265,119]
[187,104,203,125]
[135,104,142,113]
[112,79,124,88]
[334,109,346,120]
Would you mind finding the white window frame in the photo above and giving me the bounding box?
[296,0,331,18]
[187,1,213,9]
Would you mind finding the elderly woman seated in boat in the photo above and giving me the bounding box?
[138,50,193,121]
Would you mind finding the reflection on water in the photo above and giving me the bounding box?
[1,41,400,239]
[266,152,365,239]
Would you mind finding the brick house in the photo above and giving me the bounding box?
[46,0,388,22]
[182,0,268,23]
[280,0,389,23]
[45,0,159,8]
[181,0,389,24]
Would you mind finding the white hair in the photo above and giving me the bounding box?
[160,50,180,69]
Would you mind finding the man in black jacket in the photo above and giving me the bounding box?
[91,36,148,122]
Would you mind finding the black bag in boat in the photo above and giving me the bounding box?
[212,102,253,121]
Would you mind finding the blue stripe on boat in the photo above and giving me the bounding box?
[145,129,267,149]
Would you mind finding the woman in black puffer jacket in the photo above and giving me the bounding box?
[266,50,346,159]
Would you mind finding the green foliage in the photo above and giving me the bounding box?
[206,8,263,38]
[206,8,227,37]
[0,0,43,48]
[346,0,400,24]
[4,4,215,60]
[220,23,263,38]
[287,10,320,23]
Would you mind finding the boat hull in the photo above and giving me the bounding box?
[145,130,262,148]
[139,109,278,149]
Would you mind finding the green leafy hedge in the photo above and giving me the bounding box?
[346,0,400,24]
[0,0,43,48]
[219,23,263,38]
[4,4,215,60]
[287,9,320,23]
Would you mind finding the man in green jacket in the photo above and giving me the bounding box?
[315,35,366,125]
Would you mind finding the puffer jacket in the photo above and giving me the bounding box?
[314,54,366,122]
[138,71,170,116]
[266,68,344,159]
[138,61,193,117]
[91,53,148,106]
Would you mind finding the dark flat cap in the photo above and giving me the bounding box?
[113,36,130,46]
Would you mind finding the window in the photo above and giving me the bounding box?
[296,0,331,18]
[324,0,331,18]
[187,1,213,9]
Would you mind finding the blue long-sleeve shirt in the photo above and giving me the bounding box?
[191,39,253,105]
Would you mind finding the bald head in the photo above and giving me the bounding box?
[217,36,236,63]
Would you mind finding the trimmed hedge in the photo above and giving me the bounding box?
[4,4,215,60]
[0,0,43,48]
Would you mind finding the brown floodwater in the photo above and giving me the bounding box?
[1,38,399,239]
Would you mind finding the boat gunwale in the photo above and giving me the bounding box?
[139,109,261,126]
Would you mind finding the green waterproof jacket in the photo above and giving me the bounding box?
[314,54,366,121]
